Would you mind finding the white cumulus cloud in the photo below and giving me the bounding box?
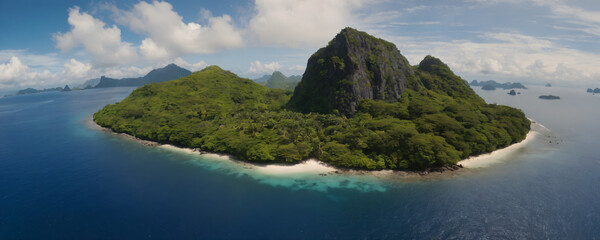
[248,60,281,74]
[0,57,31,84]
[53,7,138,67]
[63,58,92,79]
[0,56,56,88]
[248,0,368,47]
[140,38,171,60]
[113,1,243,60]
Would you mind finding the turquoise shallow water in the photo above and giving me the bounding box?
[1,86,599,239]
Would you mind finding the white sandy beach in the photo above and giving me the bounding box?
[458,129,538,168]
[458,120,546,168]
[159,144,337,175]
[253,159,338,175]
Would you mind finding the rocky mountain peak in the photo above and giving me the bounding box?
[287,27,415,116]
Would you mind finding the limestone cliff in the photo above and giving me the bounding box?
[287,28,415,116]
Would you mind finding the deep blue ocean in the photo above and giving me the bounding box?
[1,86,599,239]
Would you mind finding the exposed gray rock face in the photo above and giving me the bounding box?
[287,27,414,117]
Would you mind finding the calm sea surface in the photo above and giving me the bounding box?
[1,86,599,239]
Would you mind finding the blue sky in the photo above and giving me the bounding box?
[1,0,599,91]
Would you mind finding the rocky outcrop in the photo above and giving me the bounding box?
[61,85,72,92]
[287,27,415,116]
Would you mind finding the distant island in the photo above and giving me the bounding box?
[8,85,71,96]
[508,90,517,95]
[587,88,600,93]
[482,84,496,91]
[94,28,530,171]
[470,80,527,90]
[545,83,552,87]
[539,95,560,100]
[16,87,63,95]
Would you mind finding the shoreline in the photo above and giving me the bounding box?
[86,116,540,177]
[458,127,538,168]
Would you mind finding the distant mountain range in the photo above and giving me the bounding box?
[253,74,271,83]
[95,64,191,88]
[76,78,100,89]
[257,71,301,90]
[470,80,527,90]
[7,64,192,97]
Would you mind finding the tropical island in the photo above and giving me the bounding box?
[539,95,560,100]
[470,80,527,90]
[587,88,600,93]
[13,86,65,95]
[93,28,530,171]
